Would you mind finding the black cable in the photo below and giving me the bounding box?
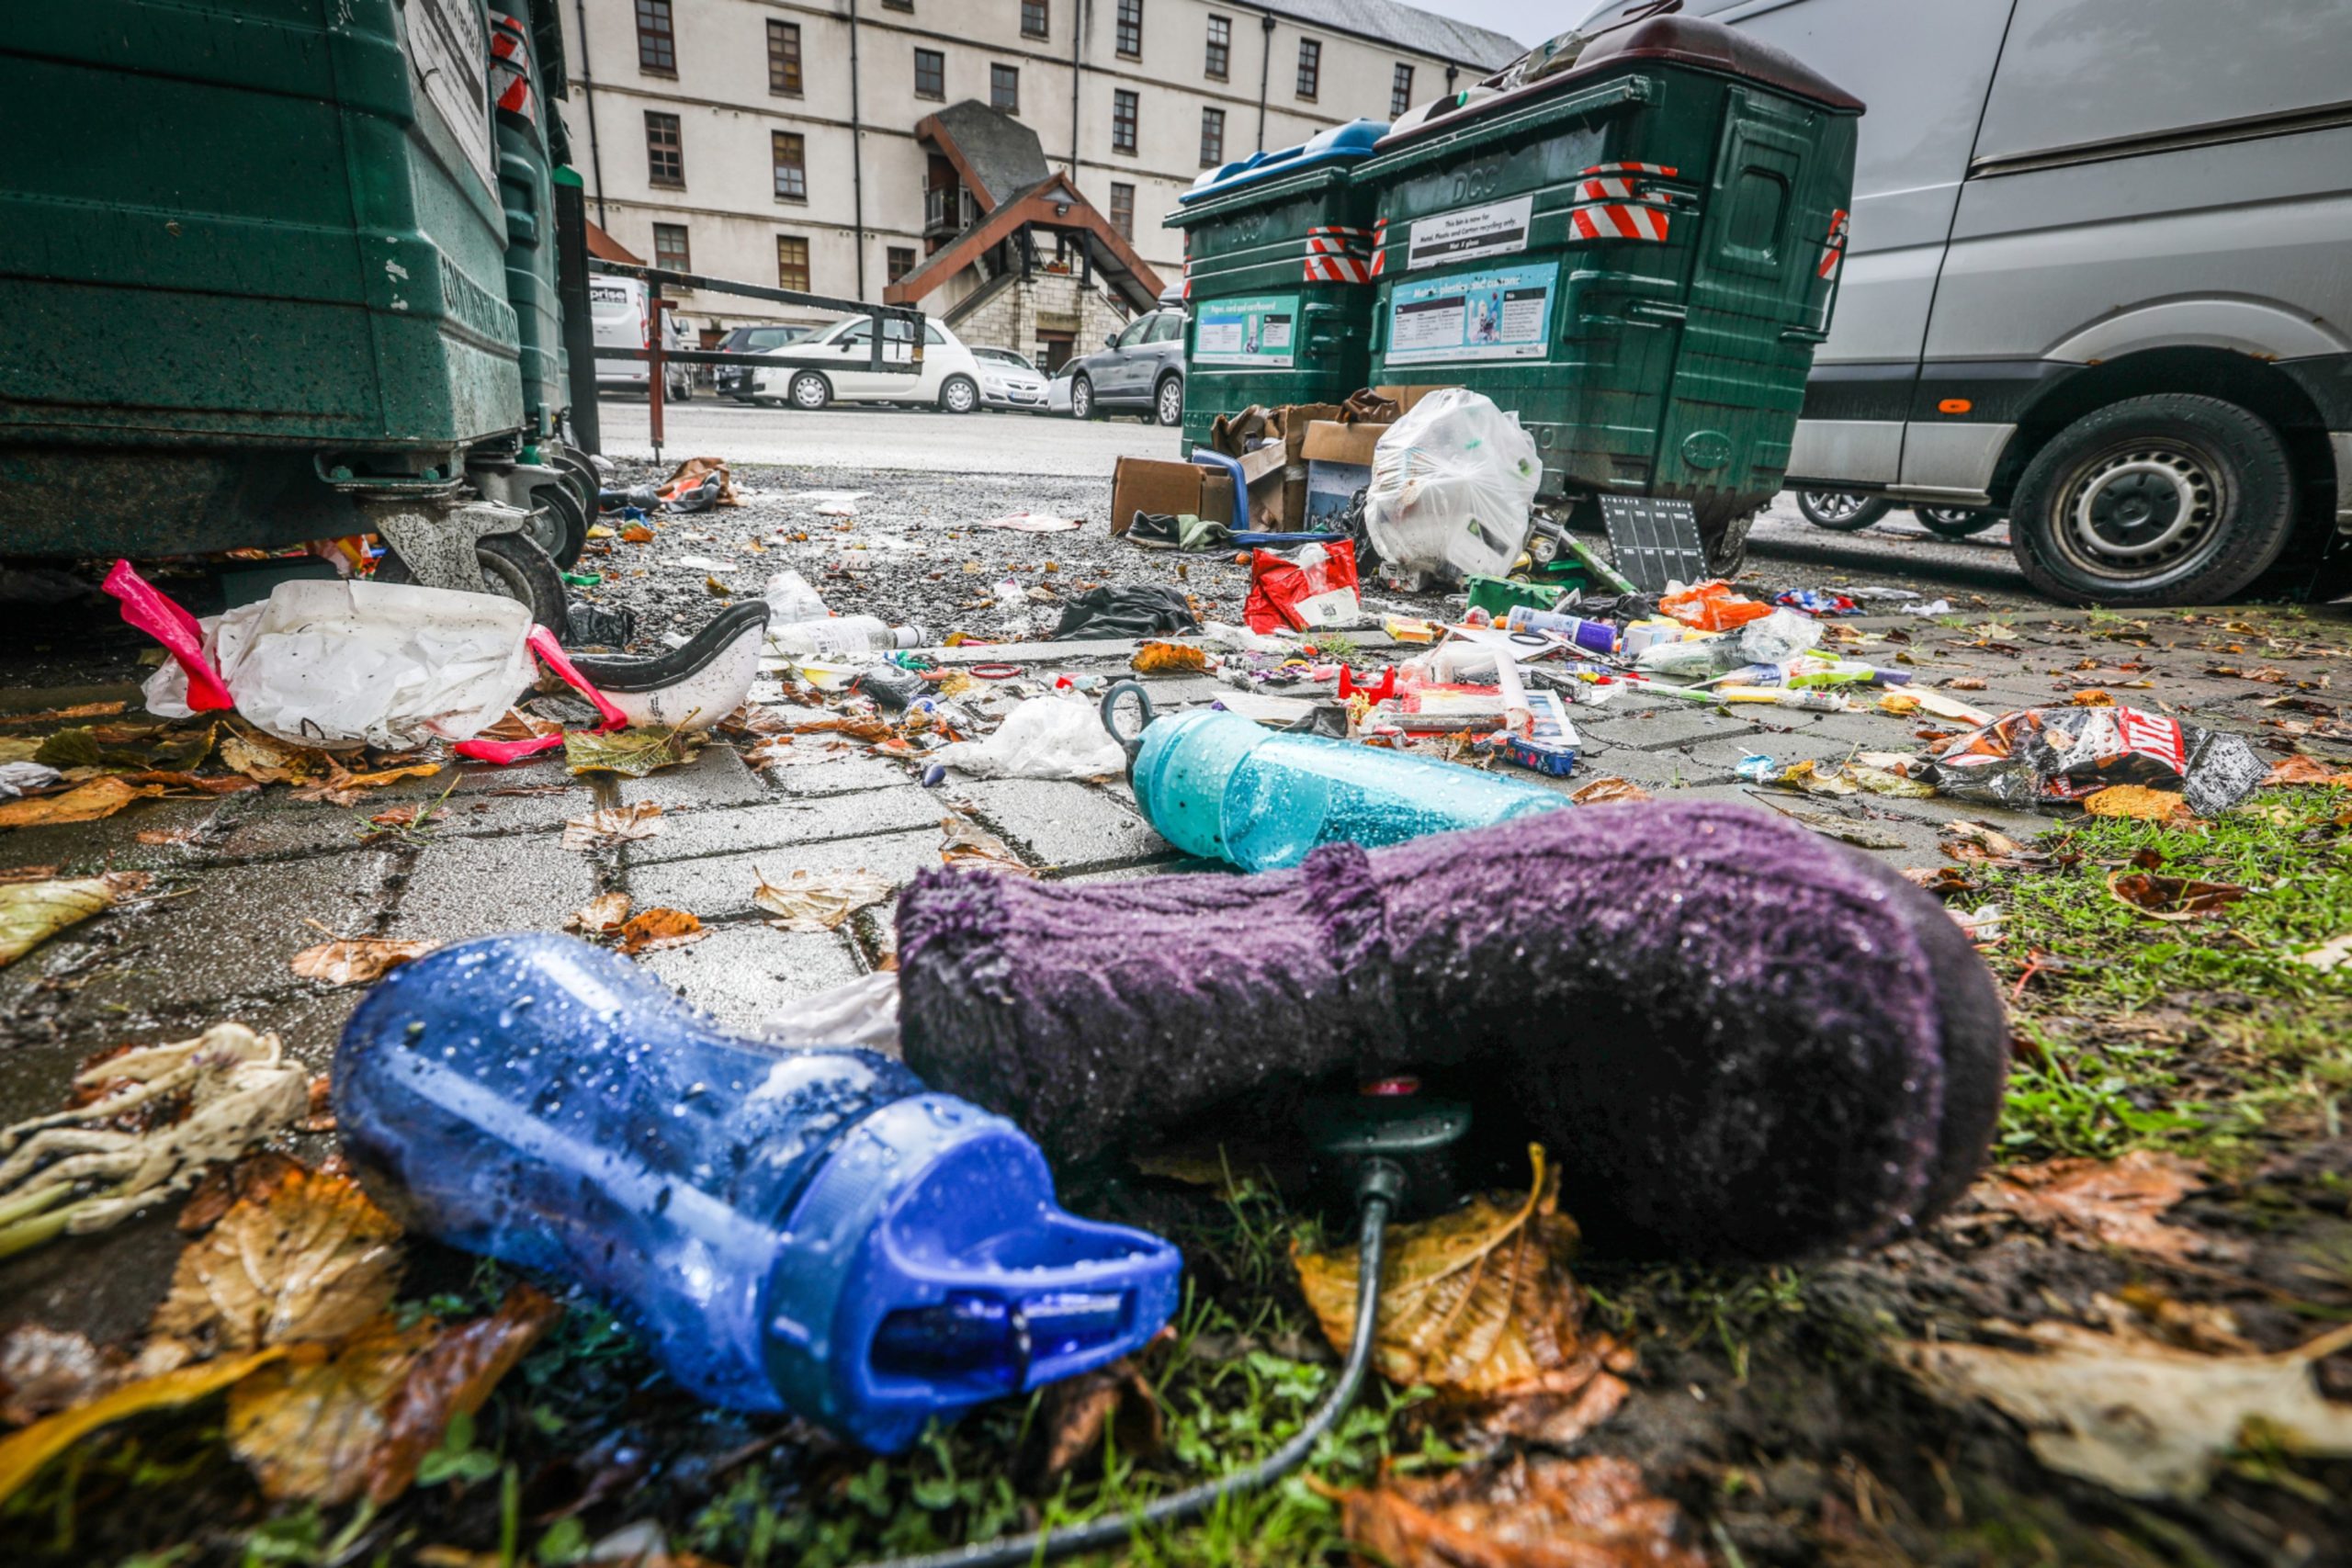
[854,1166,1398,1568]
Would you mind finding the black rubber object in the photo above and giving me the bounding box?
[564,601,769,692]
[376,531,569,641]
[1796,491,1893,532]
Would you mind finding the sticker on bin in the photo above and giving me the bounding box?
[490,15,535,121]
[1385,262,1557,367]
[1304,226,1373,285]
[1818,208,1850,279]
[1406,195,1533,271]
[1567,203,1670,243]
[1370,217,1389,278]
[1194,294,1299,367]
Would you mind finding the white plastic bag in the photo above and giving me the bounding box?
[935,694,1128,782]
[145,581,532,750]
[1363,389,1543,585]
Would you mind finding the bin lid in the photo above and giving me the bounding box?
[1178,118,1387,206]
[1377,16,1860,154]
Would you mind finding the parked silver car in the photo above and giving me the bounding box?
[1066,307,1187,425]
[972,346,1049,412]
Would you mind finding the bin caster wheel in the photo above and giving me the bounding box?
[1694,499,1758,579]
[549,446,600,521]
[377,531,570,640]
[529,482,590,570]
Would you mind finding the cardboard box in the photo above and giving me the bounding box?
[1300,420,1385,530]
[1108,444,1286,536]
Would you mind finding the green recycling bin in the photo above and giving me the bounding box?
[1166,119,1386,456]
[0,0,527,558]
[489,2,568,445]
[1359,16,1860,570]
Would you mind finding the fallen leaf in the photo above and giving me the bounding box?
[1333,1454,1706,1568]
[0,776,162,828]
[752,867,897,932]
[1944,676,1989,691]
[1900,1321,2352,1501]
[0,864,61,885]
[2106,869,2248,921]
[365,1284,562,1504]
[227,1316,436,1503]
[939,816,1033,876]
[1771,803,1906,849]
[2070,689,2116,706]
[1131,641,1209,674]
[2083,784,2189,822]
[1023,1356,1163,1489]
[219,730,338,786]
[1295,1146,1606,1397]
[565,892,634,936]
[619,523,655,544]
[291,761,446,807]
[1568,777,1650,806]
[178,1150,310,1235]
[367,804,443,830]
[1940,820,2042,866]
[289,937,437,987]
[561,801,667,851]
[0,1325,117,1426]
[2264,755,2352,788]
[151,1163,404,1353]
[1975,1151,2222,1265]
[704,575,732,596]
[1876,691,1920,716]
[0,1348,286,1506]
[564,726,701,778]
[585,523,616,540]
[615,908,707,954]
[0,873,148,968]
[2297,933,2352,973]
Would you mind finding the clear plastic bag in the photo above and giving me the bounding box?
[1363,389,1543,585]
[934,694,1130,782]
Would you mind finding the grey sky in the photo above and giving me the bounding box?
[1430,0,1540,48]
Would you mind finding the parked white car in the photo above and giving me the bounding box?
[1045,367,1075,416]
[972,346,1049,412]
[751,315,983,413]
[590,276,693,400]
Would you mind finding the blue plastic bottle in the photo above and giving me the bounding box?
[334,934,1182,1453]
[1106,686,1566,872]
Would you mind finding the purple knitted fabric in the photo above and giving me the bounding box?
[896,801,2007,1262]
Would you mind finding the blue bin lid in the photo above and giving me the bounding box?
[1178,118,1386,205]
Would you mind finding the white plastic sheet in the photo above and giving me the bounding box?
[934,694,1129,782]
[143,581,532,750]
[1363,388,1543,584]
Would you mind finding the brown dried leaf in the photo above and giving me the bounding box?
[752,867,897,932]
[151,1163,404,1353]
[289,937,438,987]
[1333,1454,1706,1568]
[1131,640,1209,674]
[561,801,667,851]
[1023,1356,1163,1490]
[0,776,163,828]
[292,762,445,806]
[178,1151,311,1234]
[365,1284,562,1505]
[218,730,338,786]
[619,523,655,544]
[2082,784,2189,823]
[2264,755,2352,788]
[2070,689,2116,706]
[226,1316,435,1504]
[939,815,1033,877]
[564,726,701,779]
[1567,776,1650,807]
[1295,1146,1598,1397]
[564,892,634,936]
[616,908,707,954]
[2106,869,2247,921]
[1975,1151,2223,1265]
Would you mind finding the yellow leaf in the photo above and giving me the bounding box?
[615,907,707,954]
[0,1348,286,1505]
[1876,691,1920,716]
[151,1164,404,1353]
[1294,1145,1599,1395]
[0,873,146,968]
[1568,777,1651,806]
[226,1317,435,1504]
[564,892,633,935]
[1131,641,1209,674]
[288,937,439,987]
[0,776,162,828]
[2084,785,2189,822]
[752,867,898,932]
[940,816,1033,876]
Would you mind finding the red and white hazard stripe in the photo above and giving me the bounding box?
[490,15,534,121]
[1303,224,1373,284]
[1582,161,1679,179]
[1181,257,1192,300]
[1817,207,1849,279]
[1567,202,1669,243]
[1368,216,1388,278]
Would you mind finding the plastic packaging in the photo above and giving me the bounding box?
[1660,580,1772,631]
[769,615,927,658]
[761,569,830,625]
[1505,604,1619,654]
[1634,636,1730,678]
[140,577,532,750]
[334,934,1181,1453]
[1113,696,1566,872]
[1733,607,1825,663]
[1362,389,1542,584]
[936,694,1131,781]
[1928,705,2267,817]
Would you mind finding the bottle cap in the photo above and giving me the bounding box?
[892,625,928,649]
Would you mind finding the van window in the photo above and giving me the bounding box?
[924,322,947,346]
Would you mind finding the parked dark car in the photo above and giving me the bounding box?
[1066,306,1186,425]
[712,323,815,400]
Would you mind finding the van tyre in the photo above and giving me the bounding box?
[788,372,831,412]
[1070,375,1097,421]
[939,375,978,414]
[1795,491,1892,532]
[2009,395,2295,607]
[375,532,570,640]
[1914,506,2000,539]
[1154,375,1184,427]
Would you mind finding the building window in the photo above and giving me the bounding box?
[634,0,675,73]
[1022,0,1048,39]
[768,21,802,96]
[1115,0,1142,59]
[888,246,918,283]
[776,235,810,293]
[644,111,683,186]
[651,222,690,275]
[991,63,1019,114]
[1111,89,1137,153]
[914,47,944,100]
[772,131,807,201]
[1109,182,1135,242]
[1199,107,1224,167]
[1391,62,1415,118]
[1204,15,1229,80]
[880,0,910,10]
[1296,39,1320,100]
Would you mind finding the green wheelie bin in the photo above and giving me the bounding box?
[1358,16,1861,571]
[1166,119,1385,456]
[0,0,568,625]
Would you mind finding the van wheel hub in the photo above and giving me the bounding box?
[2070,451,2211,562]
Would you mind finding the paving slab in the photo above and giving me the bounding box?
[955,778,1170,871]
[0,795,226,875]
[759,751,919,798]
[388,832,600,943]
[637,923,866,1035]
[625,826,944,921]
[1572,743,1734,791]
[209,784,595,861]
[628,791,943,864]
[1580,707,1762,751]
[615,743,768,809]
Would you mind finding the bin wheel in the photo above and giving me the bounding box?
[1795,491,1893,532]
[1694,498,1758,579]
[1070,375,1097,421]
[1154,375,1184,427]
[1915,506,2001,539]
[548,446,600,521]
[377,531,570,639]
[2008,394,2296,607]
[529,482,590,570]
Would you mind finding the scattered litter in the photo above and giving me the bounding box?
[1772,588,1860,615]
[1899,598,1954,616]
[0,761,62,801]
[1362,388,1541,583]
[752,867,898,931]
[1929,706,2266,817]
[1659,579,1770,632]
[1244,538,1365,633]
[934,694,1127,781]
[1051,584,1198,640]
[1132,640,1210,675]
[770,614,924,657]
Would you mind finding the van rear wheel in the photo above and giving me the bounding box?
[2008,395,2295,607]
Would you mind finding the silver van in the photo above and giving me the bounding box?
[1571,0,2352,605]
